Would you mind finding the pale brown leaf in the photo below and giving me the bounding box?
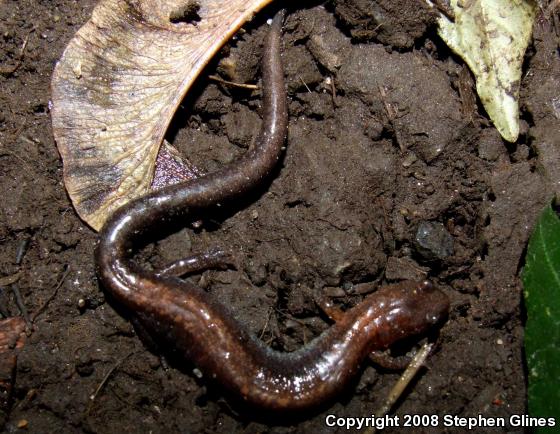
[51,0,274,230]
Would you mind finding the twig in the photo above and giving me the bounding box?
[0,288,10,318]
[328,75,338,107]
[364,342,434,434]
[208,74,258,90]
[299,76,312,93]
[15,237,31,265]
[87,351,134,414]
[31,266,70,322]
[378,85,397,121]
[258,307,273,340]
[11,284,31,327]
[0,30,32,77]
[0,273,21,287]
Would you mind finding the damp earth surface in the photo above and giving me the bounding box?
[1,0,560,432]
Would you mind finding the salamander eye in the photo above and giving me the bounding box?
[425,312,441,324]
[418,280,434,292]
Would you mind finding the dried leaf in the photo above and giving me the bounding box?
[435,0,537,142]
[51,0,274,231]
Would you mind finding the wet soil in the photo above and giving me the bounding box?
[1,0,560,432]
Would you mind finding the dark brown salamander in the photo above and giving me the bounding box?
[95,11,450,412]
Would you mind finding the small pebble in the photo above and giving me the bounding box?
[75,355,94,377]
[323,286,346,298]
[414,221,454,260]
[477,128,504,161]
[364,118,383,141]
[512,144,530,162]
[307,34,342,73]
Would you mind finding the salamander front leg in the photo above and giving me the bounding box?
[156,248,237,278]
[314,294,346,322]
[315,290,412,370]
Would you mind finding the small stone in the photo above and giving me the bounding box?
[75,354,94,377]
[223,106,260,149]
[298,93,334,119]
[512,144,530,162]
[477,128,505,161]
[414,221,454,260]
[364,118,384,141]
[307,34,342,73]
[323,286,346,298]
[402,152,418,168]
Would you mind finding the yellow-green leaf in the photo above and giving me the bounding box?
[436,0,537,142]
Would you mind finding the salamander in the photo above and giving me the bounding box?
[95,10,449,412]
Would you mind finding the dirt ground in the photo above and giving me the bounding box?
[1,0,560,432]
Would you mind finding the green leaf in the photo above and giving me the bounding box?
[523,203,560,423]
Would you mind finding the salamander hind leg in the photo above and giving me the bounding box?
[368,350,412,370]
[314,294,346,322]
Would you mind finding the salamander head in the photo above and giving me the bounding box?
[373,280,450,347]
